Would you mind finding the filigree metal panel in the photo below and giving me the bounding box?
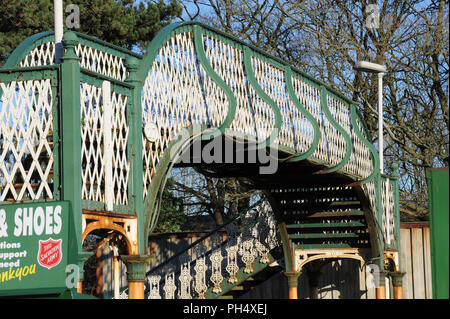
[0,78,55,201]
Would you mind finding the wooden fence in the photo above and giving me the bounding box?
[400,222,433,299]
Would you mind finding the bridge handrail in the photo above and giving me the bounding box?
[139,22,376,178]
[143,198,279,299]
[2,31,141,81]
[136,21,351,105]
[145,198,265,276]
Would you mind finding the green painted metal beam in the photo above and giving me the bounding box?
[286,221,366,229]
[426,168,449,299]
[243,46,282,149]
[304,210,365,218]
[59,32,83,256]
[285,67,321,161]
[193,25,237,139]
[295,243,356,249]
[289,232,361,239]
[316,86,352,174]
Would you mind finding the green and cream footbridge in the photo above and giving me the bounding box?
[0,22,402,299]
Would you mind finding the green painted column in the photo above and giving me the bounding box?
[125,57,145,255]
[390,271,405,299]
[279,223,301,299]
[76,251,94,293]
[284,271,300,299]
[60,31,83,260]
[120,254,152,299]
[426,168,449,299]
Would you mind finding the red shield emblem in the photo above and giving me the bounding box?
[37,238,62,269]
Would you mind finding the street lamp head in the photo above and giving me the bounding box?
[354,61,386,73]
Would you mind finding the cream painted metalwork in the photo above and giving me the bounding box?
[143,200,279,299]
[0,78,55,201]
[80,82,130,207]
[382,178,396,247]
[17,34,129,81]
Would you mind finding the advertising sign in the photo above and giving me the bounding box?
[0,201,71,296]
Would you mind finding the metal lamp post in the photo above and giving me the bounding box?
[354,61,389,300]
[354,61,387,174]
[54,0,64,63]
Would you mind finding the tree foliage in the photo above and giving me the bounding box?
[153,178,186,233]
[0,0,182,65]
[170,167,257,226]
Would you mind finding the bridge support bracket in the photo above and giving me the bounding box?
[81,211,139,255]
[294,248,367,273]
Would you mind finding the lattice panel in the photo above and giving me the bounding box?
[16,40,128,81]
[80,82,129,206]
[81,83,104,203]
[203,34,257,137]
[0,79,55,201]
[251,55,314,152]
[199,35,230,129]
[291,76,330,163]
[322,95,348,166]
[244,55,277,142]
[142,32,221,198]
[75,44,128,81]
[326,96,373,179]
[361,177,397,249]
[382,179,396,247]
[19,42,55,67]
[348,115,373,179]
[362,180,380,239]
[109,92,130,206]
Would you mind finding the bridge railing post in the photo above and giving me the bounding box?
[60,31,85,283]
[125,57,145,255]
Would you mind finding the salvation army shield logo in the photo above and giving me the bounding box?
[37,238,63,269]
